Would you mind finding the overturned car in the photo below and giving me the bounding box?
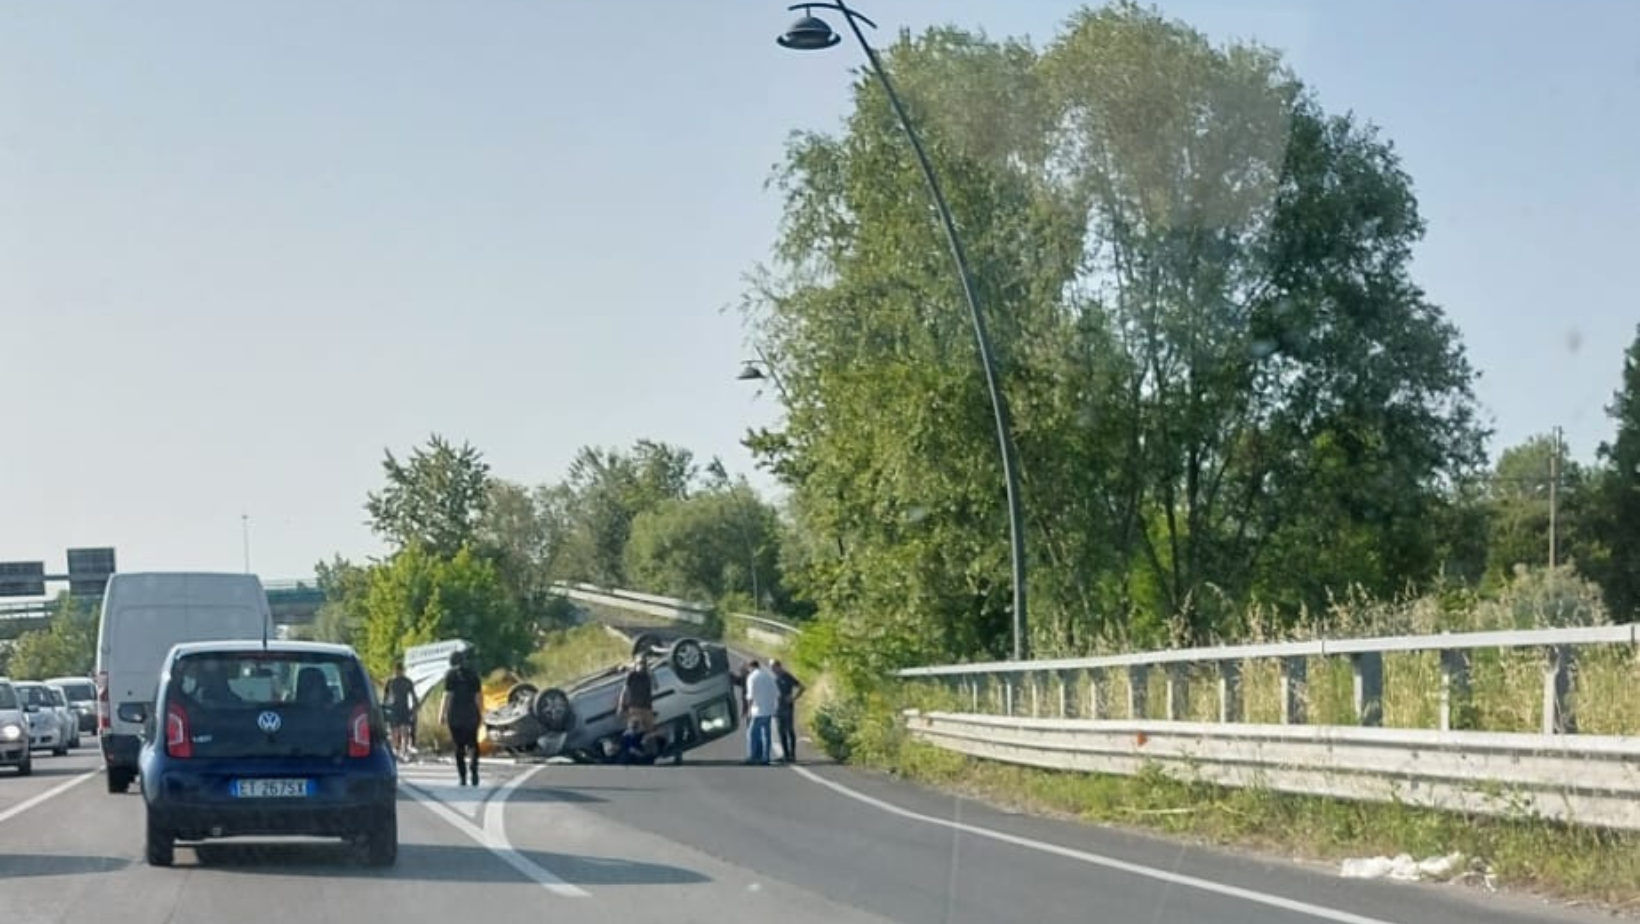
[484,634,738,764]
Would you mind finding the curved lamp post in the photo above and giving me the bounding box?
[776,3,1029,659]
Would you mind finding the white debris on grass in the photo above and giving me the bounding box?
[1340,852,1466,882]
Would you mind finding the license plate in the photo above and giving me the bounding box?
[233,778,311,798]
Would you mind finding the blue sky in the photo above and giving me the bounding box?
[1,1,1636,581]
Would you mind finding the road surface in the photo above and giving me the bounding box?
[0,723,1614,924]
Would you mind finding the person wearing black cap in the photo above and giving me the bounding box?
[439,648,483,786]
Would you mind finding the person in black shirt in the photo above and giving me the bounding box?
[439,649,483,786]
[772,660,805,763]
[382,661,419,762]
[616,655,657,747]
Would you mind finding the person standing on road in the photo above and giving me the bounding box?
[743,660,780,766]
[439,649,483,787]
[382,660,419,763]
[771,660,805,763]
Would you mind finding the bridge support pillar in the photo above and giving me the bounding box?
[1351,652,1384,727]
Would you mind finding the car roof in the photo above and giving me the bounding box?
[169,639,359,658]
[12,680,44,687]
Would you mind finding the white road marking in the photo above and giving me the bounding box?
[790,765,1407,924]
[401,765,589,897]
[0,770,98,825]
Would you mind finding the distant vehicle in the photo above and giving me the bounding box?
[138,640,398,867]
[13,682,69,756]
[46,685,81,749]
[96,572,275,793]
[0,679,31,775]
[47,676,98,735]
[483,634,737,764]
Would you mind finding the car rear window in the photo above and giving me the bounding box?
[173,651,368,708]
[57,682,94,702]
[0,684,16,710]
[18,685,50,708]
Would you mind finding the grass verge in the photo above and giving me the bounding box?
[801,681,1640,909]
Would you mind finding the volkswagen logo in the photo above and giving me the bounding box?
[257,710,282,734]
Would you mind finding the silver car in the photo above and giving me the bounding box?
[484,635,738,764]
[0,679,31,775]
[45,685,82,749]
[46,676,98,736]
[13,682,70,756]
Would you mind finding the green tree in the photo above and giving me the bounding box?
[624,481,785,610]
[365,434,492,556]
[1590,325,1640,620]
[359,543,526,677]
[555,440,696,585]
[744,2,1484,661]
[311,555,371,647]
[7,594,96,679]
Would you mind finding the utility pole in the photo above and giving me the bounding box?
[1548,427,1561,571]
[242,513,252,574]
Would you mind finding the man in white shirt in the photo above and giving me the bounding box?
[743,660,780,766]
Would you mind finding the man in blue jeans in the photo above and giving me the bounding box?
[743,660,780,765]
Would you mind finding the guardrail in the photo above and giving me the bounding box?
[895,624,1640,830]
[548,583,803,646]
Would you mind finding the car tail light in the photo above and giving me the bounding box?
[96,671,110,732]
[166,703,192,759]
[347,704,370,758]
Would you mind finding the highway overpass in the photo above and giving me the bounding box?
[0,577,325,641]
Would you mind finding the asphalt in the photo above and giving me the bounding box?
[0,669,1623,924]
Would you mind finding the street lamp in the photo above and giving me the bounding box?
[775,2,1030,659]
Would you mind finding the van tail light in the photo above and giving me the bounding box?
[165,703,193,759]
[96,672,111,733]
[347,704,371,758]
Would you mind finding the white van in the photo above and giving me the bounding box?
[95,572,274,792]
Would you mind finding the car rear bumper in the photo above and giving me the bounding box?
[152,799,395,840]
[147,768,397,839]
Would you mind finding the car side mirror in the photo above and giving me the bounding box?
[118,703,148,725]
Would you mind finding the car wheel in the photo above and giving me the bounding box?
[631,633,661,657]
[671,639,711,684]
[531,688,573,732]
[145,812,174,867]
[16,752,31,776]
[107,767,133,793]
[363,809,397,867]
[52,741,69,757]
[507,683,539,707]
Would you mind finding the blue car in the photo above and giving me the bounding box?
[138,640,398,867]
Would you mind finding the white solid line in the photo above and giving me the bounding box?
[790,766,1406,924]
[0,770,98,825]
[401,767,588,897]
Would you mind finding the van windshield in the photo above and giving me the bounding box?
[109,605,264,680]
[0,685,16,710]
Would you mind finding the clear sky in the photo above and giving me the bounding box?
[2,1,1635,582]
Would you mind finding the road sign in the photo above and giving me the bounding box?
[0,561,46,597]
[66,547,117,596]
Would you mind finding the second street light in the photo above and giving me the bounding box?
[775,2,1030,658]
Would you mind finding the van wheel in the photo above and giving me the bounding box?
[363,810,397,867]
[145,812,174,867]
[531,688,573,732]
[671,639,711,684]
[107,767,133,793]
